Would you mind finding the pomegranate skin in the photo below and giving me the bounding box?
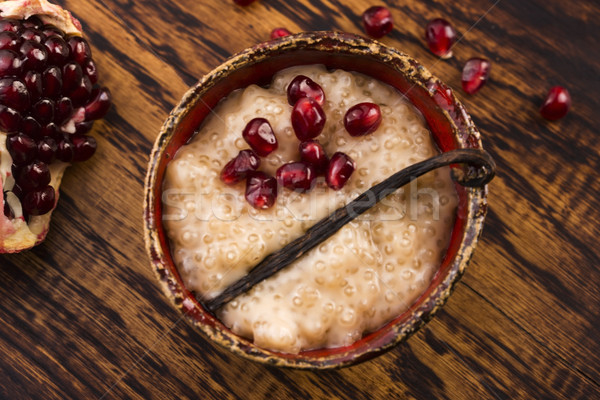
[326,152,356,190]
[344,102,382,136]
[540,86,571,120]
[291,97,326,141]
[362,6,393,39]
[245,171,277,209]
[425,18,457,58]
[461,58,491,95]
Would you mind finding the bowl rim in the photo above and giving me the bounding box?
[143,31,488,369]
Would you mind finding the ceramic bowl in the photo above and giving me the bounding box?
[144,31,489,369]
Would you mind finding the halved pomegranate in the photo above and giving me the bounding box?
[0,0,111,253]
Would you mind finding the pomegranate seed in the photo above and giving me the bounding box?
[21,185,55,216]
[6,133,36,165]
[0,31,21,51]
[291,97,326,141]
[326,152,355,190]
[74,120,93,135]
[276,162,316,192]
[37,136,57,164]
[0,49,23,77]
[425,18,457,58]
[270,27,291,40]
[20,28,42,43]
[540,86,571,120]
[43,36,70,66]
[461,58,491,95]
[42,66,63,98]
[17,161,50,191]
[54,96,73,124]
[21,116,41,139]
[81,58,97,84]
[0,104,21,132]
[42,26,63,39]
[234,0,257,5]
[287,75,325,106]
[69,76,92,107]
[0,78,30,111]
[56,138,74,162]
[245,171,277,209]
[0,19,21,33]
[24,70,42,101]
[67,36,91,65]
[19,41,48,71]
[41,122,58,138]
[22,16,43,30]
[344,102,382,137]
[62,62,82,93]
[299,140,329,175]
[362,6,393,38]
[220,149,261,185]
[32,98,54,123]
[71,134,97,162]
[242,117,278,156]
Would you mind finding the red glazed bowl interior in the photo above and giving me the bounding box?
[144,32,488,369]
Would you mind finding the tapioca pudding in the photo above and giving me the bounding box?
[163,64,458,353]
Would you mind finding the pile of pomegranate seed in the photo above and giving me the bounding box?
[461,57,490,95]
[0,15,111,218]
[362,6,393,39]
[540,86,571,120]
[425,18,457,59]
[270,28,291,40]
[221,75,385,209]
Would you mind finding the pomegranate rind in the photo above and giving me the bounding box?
[0,0,82,35]
[0,0,83,253]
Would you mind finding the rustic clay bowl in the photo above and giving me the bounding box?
[144,31,489,369]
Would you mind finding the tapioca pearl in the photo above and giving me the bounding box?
[384,262,395,272]
[339,307,356,326]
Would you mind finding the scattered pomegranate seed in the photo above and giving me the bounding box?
[540,86,571,120]
[362,6,393,38]
[425,18,457,58]
[242,117,278,156]
[461,58,490,95]
[276,162,317,192]
[21,185,55,216]
[245,171,277,209]
[326,152,355,190]
[299,140,329,175]
[291,97,326,141]
[344,102,382,137]
[270,27,291,40]
[220,149,261,185]
[287,75,325,106]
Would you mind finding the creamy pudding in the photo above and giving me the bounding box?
[163,65,458,353]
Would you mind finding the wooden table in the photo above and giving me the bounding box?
[1,0,598,398]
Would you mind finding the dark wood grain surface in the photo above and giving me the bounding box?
[1,0,599,398]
